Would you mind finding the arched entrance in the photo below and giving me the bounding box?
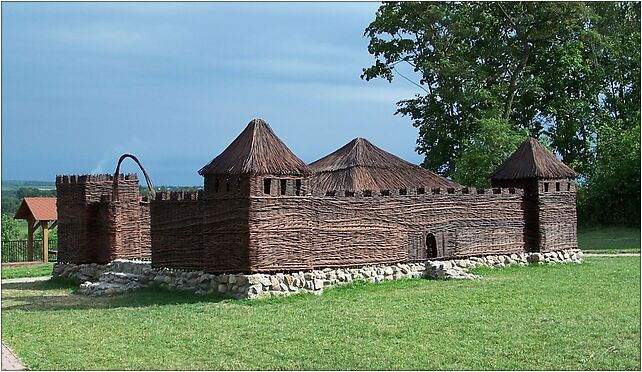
[425,233,437,258]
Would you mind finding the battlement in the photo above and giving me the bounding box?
[56,173,138,184]
[311,186,523,198]
[153,190,203,202]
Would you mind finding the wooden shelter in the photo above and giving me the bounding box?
[14,197,58,262]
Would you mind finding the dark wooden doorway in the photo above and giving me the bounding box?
[426,233,437,258]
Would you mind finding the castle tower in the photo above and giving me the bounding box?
[56,174,144,263]
[198,118,311,198]
[195,118,311,272]
[490,137,578,252]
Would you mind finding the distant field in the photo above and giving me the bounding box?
[578,226,640,253]
[1,180,55,191]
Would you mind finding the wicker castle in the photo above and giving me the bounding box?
[55,119,578,274]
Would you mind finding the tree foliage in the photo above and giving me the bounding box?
[363,1,640,224]
[362,2,639,175]
[451,118,528,187]
[1,214,20,241]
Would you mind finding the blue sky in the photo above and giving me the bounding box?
[2,2,423,186]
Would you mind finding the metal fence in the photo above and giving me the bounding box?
[1,239,58,263]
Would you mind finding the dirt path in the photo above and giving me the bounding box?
[1,276,51,285]
[1,342,24,371]
[583,253,640,257]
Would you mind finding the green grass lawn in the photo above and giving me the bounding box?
[578,225,641,253]
[1,257,639,370]
[1,263,53,280]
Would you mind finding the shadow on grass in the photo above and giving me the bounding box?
[1,278,235,312]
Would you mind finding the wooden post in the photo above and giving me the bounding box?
[42,221,49,263]
[27,218,34,262]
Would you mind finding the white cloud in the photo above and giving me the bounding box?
[91,136,149,174]
[46,22,185,54]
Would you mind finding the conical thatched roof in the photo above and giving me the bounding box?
[490,137,577,180]
[309,138,458,191]
[198,119,311,176]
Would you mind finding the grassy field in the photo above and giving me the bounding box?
[578,225,640,253]
[1,263,54,280]
[1,257,639,370]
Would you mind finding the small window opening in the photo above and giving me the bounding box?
[555,182,560,192]
[399,188,407,195]
[509,188,516,194]
[544,182,549,192]
[236,177,241,192]
[225,178,230,192]
[264,178,271,194]
[567,183,571,191]
[417,187,425,194]
[345,191,354,197]
[295,179,302,196]
[380,190,390,196]
[432,188,440,194]
[447,188,455,194]
[493,188,501,194]
[477,188,485,194]
[280,179,287,195]
[214,178,220,193]
[325,190,336,196]
[462,187,469,194]
[364,190,372,197]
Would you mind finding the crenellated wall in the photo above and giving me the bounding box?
[145,184,575,273]
[150,190,251,272]
[248,187,527,272]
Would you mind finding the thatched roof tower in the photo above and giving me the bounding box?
[490,137,577,182]
[199,119,310,176]
[309,137,458,191]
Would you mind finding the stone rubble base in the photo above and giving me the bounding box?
[52,249,583,299]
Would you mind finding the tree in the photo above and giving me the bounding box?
[451,117,528,187]
[579,120,641,226]
[362,2,640,180]
[1,214,20,241]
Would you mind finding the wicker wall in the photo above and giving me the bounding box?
[537,179,578,252]
[56,174,151,264]
[151,191,204,270]
[147,185,567,273]
[150,190,251,272]
[248,187,528,272]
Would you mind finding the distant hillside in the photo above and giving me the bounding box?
[1,181,201,215]
[2,180,56,216]
[2,180,56,191]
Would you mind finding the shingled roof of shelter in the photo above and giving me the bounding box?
[198,119,311,176]
[14,197,58,221]
[490,137,577,180]
[309,138,458,191]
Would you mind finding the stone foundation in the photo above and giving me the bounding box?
[53,249,583,299]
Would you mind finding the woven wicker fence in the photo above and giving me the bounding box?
[147,186,566,274]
